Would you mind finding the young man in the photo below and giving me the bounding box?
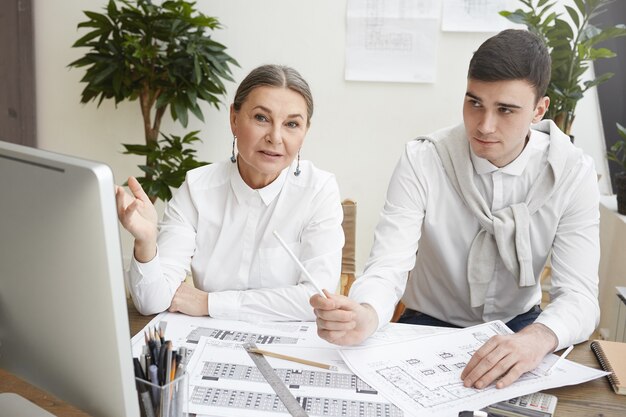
[311,29,600,389]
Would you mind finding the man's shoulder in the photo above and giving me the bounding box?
[405,123,464,160]
[406,138,437,154]
[413,123,465,143]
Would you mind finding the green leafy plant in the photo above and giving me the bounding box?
[607,123,626,172]
[69,0,238,201]
[500,0,626,135]
[122,131,208,201]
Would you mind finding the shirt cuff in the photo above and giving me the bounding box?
[349,277,399,331]
[209,291,240,320]
[534,314,569,351]
[130,247,162,286]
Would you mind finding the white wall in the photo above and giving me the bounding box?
[33,0,610,273]
[597,196,626,340]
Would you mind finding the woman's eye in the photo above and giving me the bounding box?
[286,121,299,128]
[255,114,268,122]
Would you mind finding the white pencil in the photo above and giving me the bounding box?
[545,345,574,375]
[272,230,327,298]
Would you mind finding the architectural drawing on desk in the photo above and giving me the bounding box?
[374,327,543,408]
[187,337,404,417]
[186,326,302,345]
[342,321,609,416]
[199,362,379,393]
[190,386,403,417]
[130,313,332,361]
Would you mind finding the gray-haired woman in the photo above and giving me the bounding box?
[116,65,344,321]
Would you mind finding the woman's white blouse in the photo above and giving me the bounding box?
[128,160,344,321]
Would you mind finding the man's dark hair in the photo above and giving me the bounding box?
[468,29,551,102]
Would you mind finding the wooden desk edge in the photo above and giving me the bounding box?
[0,369,90,416]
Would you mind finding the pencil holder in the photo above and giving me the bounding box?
[135,371,188,417]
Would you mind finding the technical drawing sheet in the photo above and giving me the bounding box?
[345,0,439,83]
[340,321,609,417]
[186,336,404,417]
[130,312,451,416]
[441,0,520,32]
[130,312,336,359]
[130,312,449,357]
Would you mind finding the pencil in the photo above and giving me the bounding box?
[158,325,165,343]
[272,230,327,298]
[545,345,574,375]
[248,347,338,371]
[170,355,177,382]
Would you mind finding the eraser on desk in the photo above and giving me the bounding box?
[458,411,488,417]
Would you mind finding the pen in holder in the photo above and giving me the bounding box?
[135,371,188,417]
[134,325,189,417]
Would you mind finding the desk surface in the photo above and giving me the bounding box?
[2,301,625,416]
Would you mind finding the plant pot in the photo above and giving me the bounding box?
[616,172,626,215]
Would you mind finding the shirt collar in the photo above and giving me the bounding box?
[230,162,289,206]
[470,130,540,176]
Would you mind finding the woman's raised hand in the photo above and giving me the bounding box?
[115,177,158,261]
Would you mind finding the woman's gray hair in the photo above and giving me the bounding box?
[233,65,314,126]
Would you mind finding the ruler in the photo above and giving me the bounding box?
[243,342,309,417]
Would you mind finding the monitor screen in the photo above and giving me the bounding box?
[0,141,140,417]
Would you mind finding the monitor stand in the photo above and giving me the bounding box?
[0,393,56,417]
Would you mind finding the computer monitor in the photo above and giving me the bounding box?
[0,140,140,417]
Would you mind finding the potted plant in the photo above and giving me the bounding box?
[607,123,626,215]
[69,0,238,202]
[500,0,626,135]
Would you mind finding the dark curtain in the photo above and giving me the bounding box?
[595,1,626,193]
[0,0,36,147]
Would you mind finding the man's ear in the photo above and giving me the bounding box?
[533,96,550,123]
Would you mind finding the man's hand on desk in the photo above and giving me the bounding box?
[310,291,379,346]
[168,282,209,316]
[461,323,558,389]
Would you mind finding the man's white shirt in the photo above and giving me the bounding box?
[350,127,600,350]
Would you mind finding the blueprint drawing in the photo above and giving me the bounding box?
[340,321,608,417]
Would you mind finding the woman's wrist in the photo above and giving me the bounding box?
[133,238,157,263]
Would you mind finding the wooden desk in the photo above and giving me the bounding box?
[543,342,626,415]
[2,302,625,416]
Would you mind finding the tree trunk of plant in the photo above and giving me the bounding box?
[139,85,165,203]
[616,172,626,216]
[553,112,575,137]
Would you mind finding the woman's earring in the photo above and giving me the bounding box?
[230,136,237,163]
[294,151,301,176]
